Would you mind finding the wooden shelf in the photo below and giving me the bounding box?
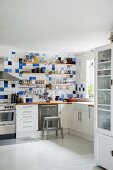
[21,72,74,76]
[23,62,76,66]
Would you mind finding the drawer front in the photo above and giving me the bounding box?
[72,103,88,112]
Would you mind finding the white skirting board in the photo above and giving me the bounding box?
[68,129,94,142]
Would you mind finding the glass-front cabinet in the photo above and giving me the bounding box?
[95,45,113,135]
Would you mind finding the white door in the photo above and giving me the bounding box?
[95,133,111,170]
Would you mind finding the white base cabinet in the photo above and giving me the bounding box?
[68,103,94,140]
[16,105,38,138]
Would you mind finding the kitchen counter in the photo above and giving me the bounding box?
[16,101,68,105]
[16,101,94,106]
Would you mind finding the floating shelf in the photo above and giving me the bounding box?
[21,72,74,76]
[22,62,76,66]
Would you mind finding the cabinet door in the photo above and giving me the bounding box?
[80,111,89,135]
[58,104,68,128]
[95,133,111,170]
[73,110,80,132]
[89,106,94,136]
[68,104,75,130]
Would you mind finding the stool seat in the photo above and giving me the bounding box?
[44,117,60,120]
[42,116,63,140]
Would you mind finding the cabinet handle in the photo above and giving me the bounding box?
[80,112,82,121]
[111,151,113,156]
[78,112,80,121]
[111,80,113,85]
[89,107,91,119]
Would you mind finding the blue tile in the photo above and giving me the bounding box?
[4,95,8,99]
[11,84,15,88]
[33,63,39,66]
[12,51,16,54]
[29,88,33,91]
[19,91,26,95]
[8,61,12,65]
[0,95,8,99]
[29,77,36,80]
[4,81,8,88]
[23,63,26,66]
[0,88,4,92]
[15,69,19,73]
[0,95,4,99]
[8,69,12,73]
[67,94,73,98]
[19,63,23,69]
[4,69,8,72]
[26,98,33,103]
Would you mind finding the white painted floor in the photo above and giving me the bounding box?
[0,135,104,170]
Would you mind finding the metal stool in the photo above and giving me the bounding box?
[42,116,63,140]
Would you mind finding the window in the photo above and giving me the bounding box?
[86,59,94,99]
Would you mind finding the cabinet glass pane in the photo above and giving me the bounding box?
[97,109,111,131]
[98,105,111,111]
[98,70,111,76]
[98,91,111,105]
[98,77,111,89]
[98,62,111,70]
[98,49,111,63]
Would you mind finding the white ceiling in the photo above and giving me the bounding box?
[0,0,113,53]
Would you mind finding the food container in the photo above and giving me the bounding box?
[67,98,77,102]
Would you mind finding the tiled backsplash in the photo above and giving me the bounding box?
[0,51,86,102]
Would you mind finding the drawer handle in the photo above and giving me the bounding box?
[23,121,32,123]
[23,126,32,128]
[23,116,32,118]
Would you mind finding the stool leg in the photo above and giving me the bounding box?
[56,130,58,137]
[47,130,49,140]
[47,120,49,140]
[61,128,63,139]
[42,119,46,138]
[59,119,61,128]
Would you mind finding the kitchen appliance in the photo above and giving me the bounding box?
[38,104,58,130]
[0,103,16,139]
